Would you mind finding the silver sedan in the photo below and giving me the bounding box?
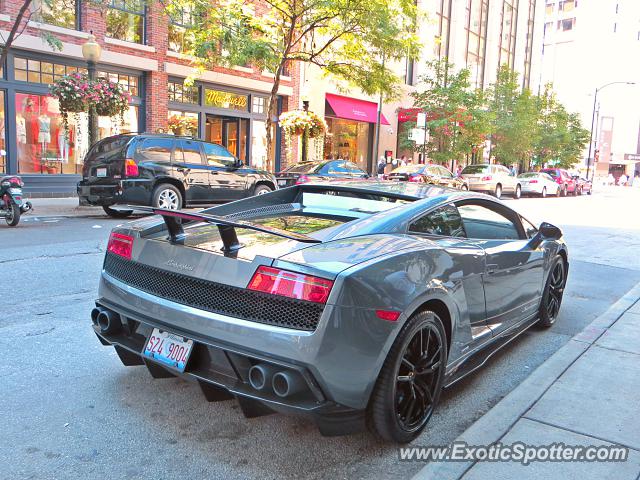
[518,172,560,197]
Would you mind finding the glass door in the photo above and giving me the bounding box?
[205,114,248,162]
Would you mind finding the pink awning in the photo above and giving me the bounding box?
[326,93,390,125]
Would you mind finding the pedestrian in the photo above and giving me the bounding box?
[607,173,615,186]
[400,155,408,166]
[376,156,386,178]
[619,173,627,186]
[456,165,462,177]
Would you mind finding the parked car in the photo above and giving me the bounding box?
[77,134,277,217]
[386,164,468,190]
[518,172,560,197]
[539,168,577,196]
[460,164,521,199]
[275,160,369,188]
[91,181,567,443]
[572,175,593,195]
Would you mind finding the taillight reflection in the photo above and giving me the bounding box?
[248,266,333,304]
[295,174,310,185]
[107,232,134,260]
[125,159,139,177]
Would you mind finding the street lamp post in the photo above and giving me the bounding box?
[586,81,634,180]
[82,33,102,148]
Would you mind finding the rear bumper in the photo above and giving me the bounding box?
[521,184,544,194]
[466,182,495,193]
[77,179,153,206]
[92,297,365,435]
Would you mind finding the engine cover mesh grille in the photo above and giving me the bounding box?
[103,253,323,331]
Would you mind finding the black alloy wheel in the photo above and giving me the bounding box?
[514,184,522,199]
[541,187,547,198]
[5,202,20,226]
[538,255,566,327]
[368,310,447,443]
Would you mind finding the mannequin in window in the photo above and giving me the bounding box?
[23,97,38,172]
[38,113,51,160]
[56,118,72,165]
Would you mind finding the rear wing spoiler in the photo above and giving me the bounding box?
[125,206,321,252]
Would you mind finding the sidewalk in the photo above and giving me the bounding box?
[27,197,104,218]
[414,281,640,480]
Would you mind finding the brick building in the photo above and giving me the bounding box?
[0,0,299,195]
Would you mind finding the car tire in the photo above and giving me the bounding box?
[461,184,469,191]
[5,202,20,226]
[152,184,183,210]
[494,184,502,199]
[367,310,447,443]
[253,184,273,196]
[560,185,567,197]
[102,205,133,218]
[537,255,566,328]
[577,186,582,196]
[587,188,592,195]
[541,187,547,198]
[513,184,521,199]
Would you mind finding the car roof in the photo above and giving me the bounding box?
[302,180,479,201]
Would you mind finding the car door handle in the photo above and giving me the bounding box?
[176,166,190,173]
[486,264,499,274]
[210,171,219,175]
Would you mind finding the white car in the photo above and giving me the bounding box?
[518,172,560,197]
[460,164,521,199]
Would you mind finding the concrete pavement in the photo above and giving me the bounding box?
[414,281,640,480]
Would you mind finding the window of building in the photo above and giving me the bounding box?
[168,6,197,53]
[465,0,489,88]
[498,0,518,69]
[557,17,575,31]
[435,0,452,59]
[14,57,86,84]
[167,110,199,136]
[558,0,575,12]
[105,0,145,44]
[523,0,536,88]
[545,2,554,15]
[544,21,553,36]
[168,81,199,104]
[405,58,415,86]
[32,0,78,30]
[252,96,266,114]
[98,71,139,96]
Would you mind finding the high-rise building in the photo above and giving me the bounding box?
[541,0,640,179]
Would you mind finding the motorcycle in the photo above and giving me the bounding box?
[1,175,32,227]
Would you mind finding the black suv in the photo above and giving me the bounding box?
[77,134,277,217]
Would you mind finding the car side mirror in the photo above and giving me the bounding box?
[529,222,562,249]
[235,159,244,168]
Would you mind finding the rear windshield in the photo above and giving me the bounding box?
[299,190,411,215]
[87,136,132,162]
[518,173,538,178]
[249,215,344,234]
[462,165,490,174]
[284,163,320,174]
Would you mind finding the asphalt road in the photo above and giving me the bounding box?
[2,187,640,480]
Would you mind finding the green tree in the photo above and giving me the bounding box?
[407,59,492,167]
[532,85,589,169]
[176,0,421,169]
[486,65,538,171]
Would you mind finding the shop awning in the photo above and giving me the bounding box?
[325,93,390,125]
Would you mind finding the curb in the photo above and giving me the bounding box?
[412,280,640,480]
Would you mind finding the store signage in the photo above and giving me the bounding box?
[624,153,640,161]
[410,127,428,144]
[204,89,248,110]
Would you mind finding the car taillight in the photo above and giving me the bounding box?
[248,266,333,304]
[295,174,310,185]
[556,178,563,184]
[125,158,139,177]
[408,175,423,183]
[481,175,492,181]
[107,232,134,260]
[529,179,538,183]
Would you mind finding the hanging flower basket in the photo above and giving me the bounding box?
[279,110,327,139]
[49,72,91,114]
[93,78,132,118]
[168,115,198,136]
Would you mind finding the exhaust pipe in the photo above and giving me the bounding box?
[96,309,122,335]
[272,371,306,398]
[248,364,278,391]
[90,307,102,326]
[20,201,32,213]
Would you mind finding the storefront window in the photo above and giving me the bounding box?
[106,0,145,44]
[0,91,5,173]
[15,93,89,174]
[251,120,268,169]
[14,57,86,84]
[33,0,78,30]
[323,117,371,171]
[98,71,139,96]
[98,105,138,140]
[168,110,199,136]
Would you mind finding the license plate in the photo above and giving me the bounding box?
[277,179,287,186]
[143,328,194,372]
[96,168,107,177]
